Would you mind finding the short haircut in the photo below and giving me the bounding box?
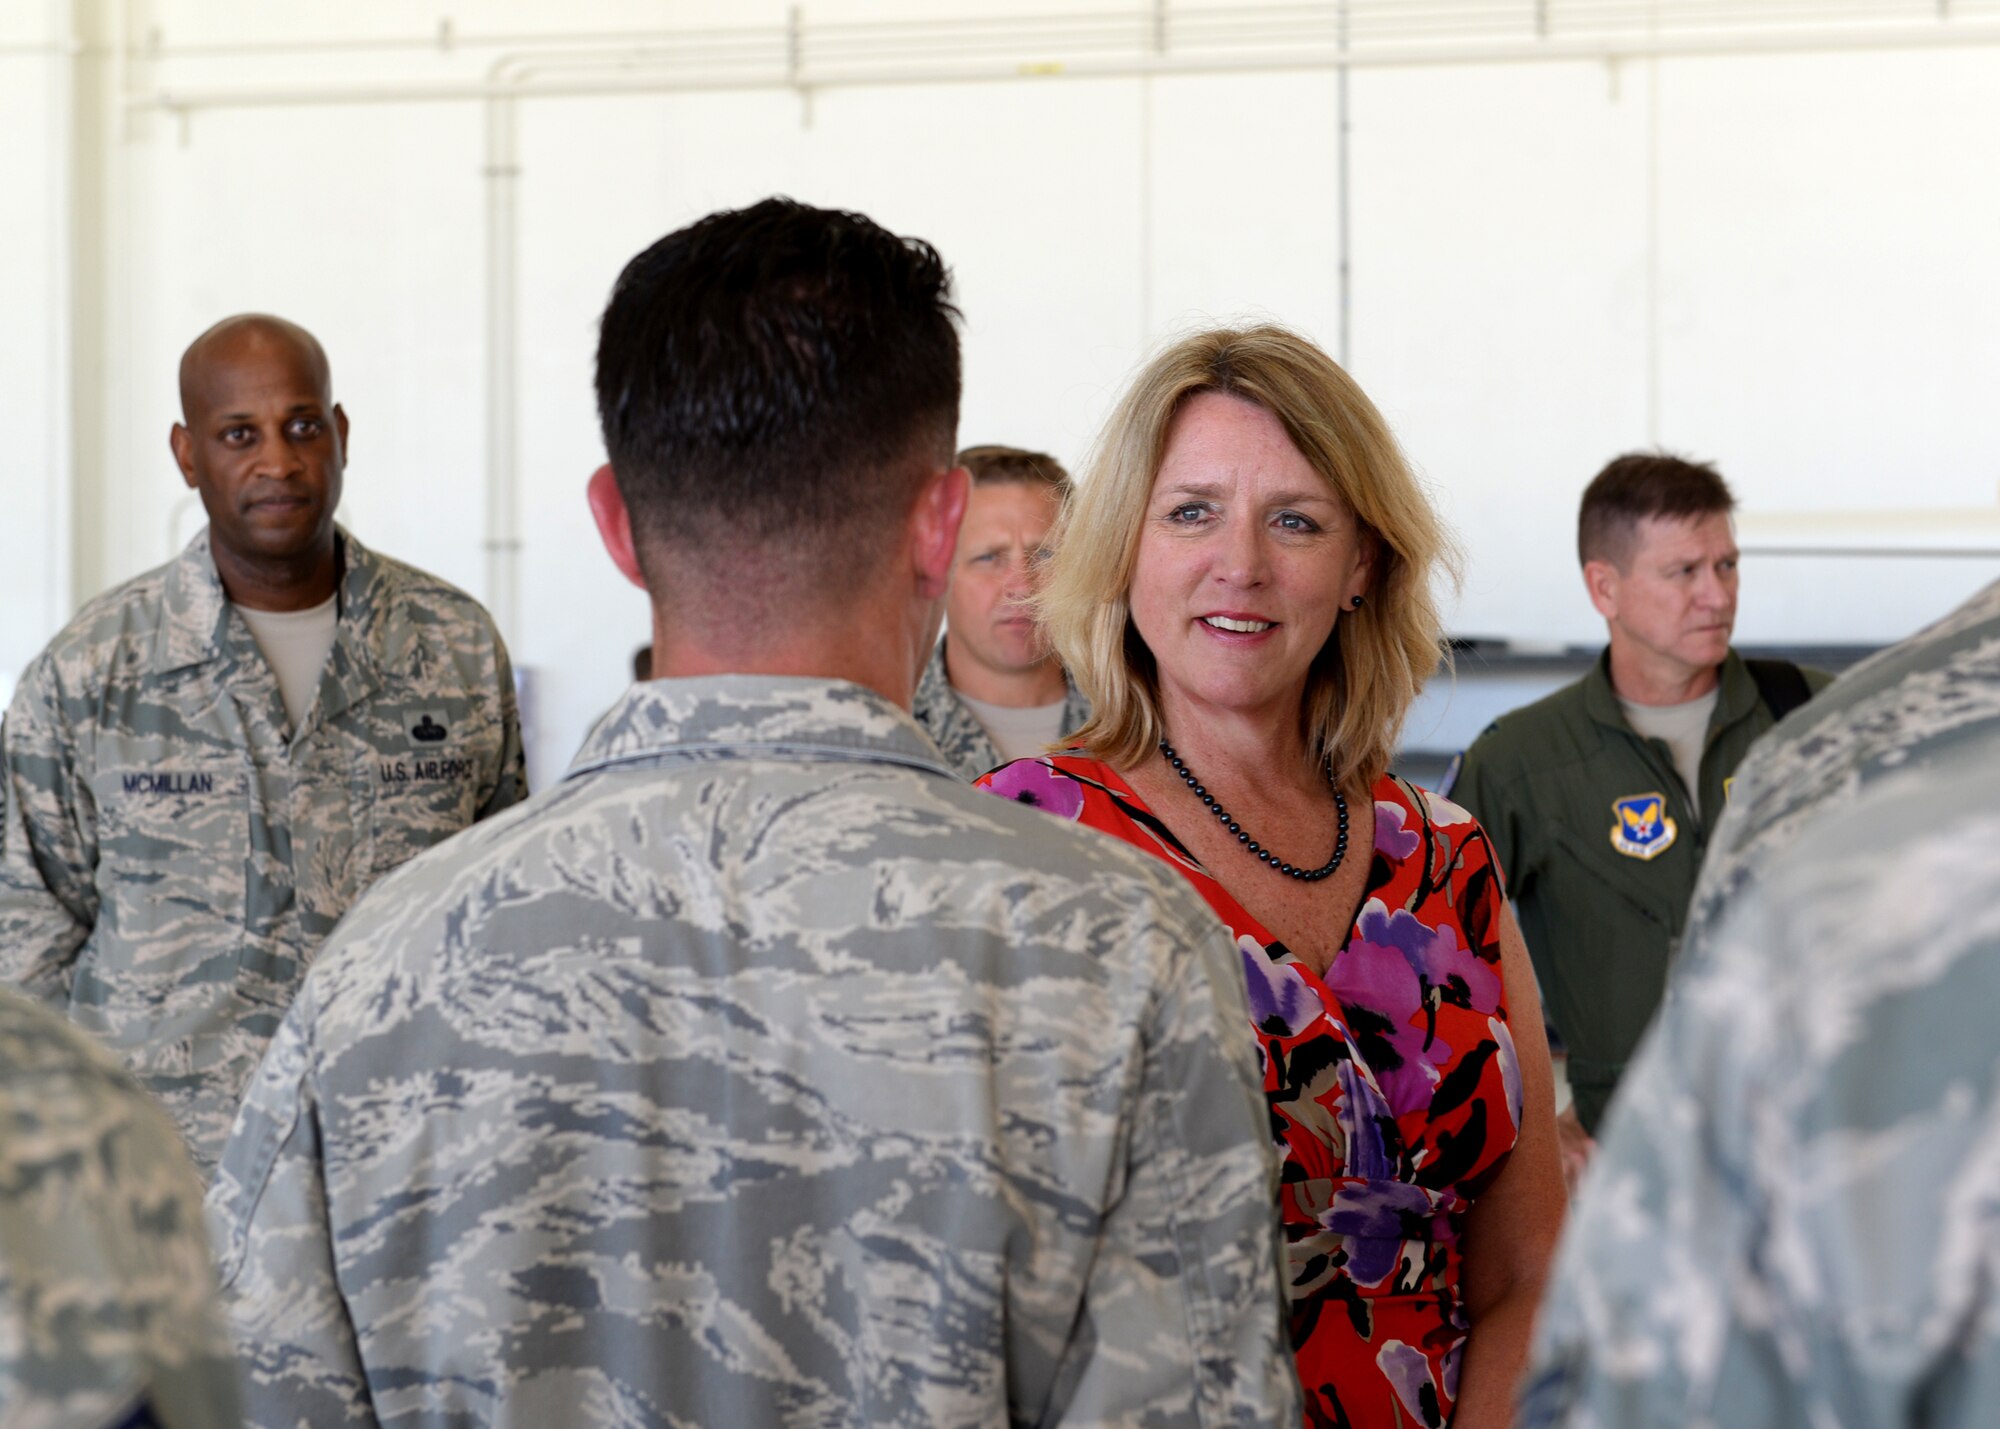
[1578,452,1736,569]
[595,198,962,597]
[957,445,1071,497]
[1039,325,1459,793]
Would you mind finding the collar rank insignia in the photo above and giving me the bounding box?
[1610,792,1676,860]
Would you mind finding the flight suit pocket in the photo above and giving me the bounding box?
[83,749,252,1035]
[1548,822,1676,932]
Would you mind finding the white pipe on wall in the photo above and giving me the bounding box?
[124,22,2000,117]
[482,89,521,642]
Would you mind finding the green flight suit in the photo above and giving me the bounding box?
[1448,649,1830,1134]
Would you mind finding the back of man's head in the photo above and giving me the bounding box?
[957,444,1071,498]
[1577,451,1736,571]
[595,198,962,613]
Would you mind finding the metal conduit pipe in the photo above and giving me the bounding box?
[129,20,2000,116]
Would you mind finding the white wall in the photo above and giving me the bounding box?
[10,2,2000,783]
[0,5,70,705]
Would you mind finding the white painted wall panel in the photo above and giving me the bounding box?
[14,3,2000,775]
[1349,60,1654,649]
[0,47,66,690]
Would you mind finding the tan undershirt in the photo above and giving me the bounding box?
[236,594,338,730]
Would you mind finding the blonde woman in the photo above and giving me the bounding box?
[976,326,1563,1428]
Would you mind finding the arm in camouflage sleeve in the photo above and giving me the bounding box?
[477,634,530,818]
[0,659,99,1006]
[207,990,379,1429]
[1050,895,1301,1426]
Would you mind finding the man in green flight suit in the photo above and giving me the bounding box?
[1447,453,1828,1180]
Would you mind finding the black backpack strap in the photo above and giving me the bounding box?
[1744,658,1813,723]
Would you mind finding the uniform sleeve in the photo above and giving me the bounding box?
[207,993,378,1429]
[0,994,244,1428]
[0,659,99,1006]
[1047,893,1300,1427]
[477,629,530,819]
[1519,891,1783,1427]
[1447,728,1524,901]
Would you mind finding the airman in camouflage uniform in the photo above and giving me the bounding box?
[0,984,242,1427]
[0,315,527,1174]
[210,677,1297,1427]
[910,635,1090,781]
[911,446,1090,782]
[208,199,1299,1427]
[1522,577,2000,1427]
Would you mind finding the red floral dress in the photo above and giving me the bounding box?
[976,756,1522,1429]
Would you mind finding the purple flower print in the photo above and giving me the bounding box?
[1361,903,1504,1015]
[1242,937,1324,1037]
[1328,900,1504,1113]
[1339,1225,1402,1291]
[1376,1340,1444,1428]
[1323,1176,1444,1243]
[982,758,1085,820]
[1336,1059,1395,1182]
[1374,799,1421,862]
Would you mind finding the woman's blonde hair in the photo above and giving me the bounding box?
[1041,324,1459,792]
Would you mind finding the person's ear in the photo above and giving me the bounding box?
[171,424,197,489]
[1348,528,1380,609]
[1583,557,1621,622]
[911,465,971,601]
[587,464,647,590]
[332,403,350,462]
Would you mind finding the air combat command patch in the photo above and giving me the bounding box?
[1610,792,1677,860]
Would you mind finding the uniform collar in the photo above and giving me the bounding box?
[150,525,390,728]
[918,635,1090,734]
[1583,646,1757,735]
[913,637,1002,769]
[567,674,957,782]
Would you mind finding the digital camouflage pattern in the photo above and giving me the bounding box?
[910,635,1091,782]
[0,526,527,1175]
[208,675,1298,1428]
[0,985,242,1428]
[1524,577,2000,1427]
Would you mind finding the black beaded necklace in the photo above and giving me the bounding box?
[1159,739,1350,882]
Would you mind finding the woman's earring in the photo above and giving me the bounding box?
[1349,595,1365,610]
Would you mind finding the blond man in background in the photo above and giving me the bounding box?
[913,445,1091,779]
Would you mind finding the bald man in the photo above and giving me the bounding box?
[0,314,527,1174]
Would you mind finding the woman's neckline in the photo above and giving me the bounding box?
[1083,755,1400,979]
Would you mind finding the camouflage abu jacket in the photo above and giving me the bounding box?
[0,985,242,1428]
[0,526,527,1174]
[1523,577,2000,1427]
[208,674,1299,1428]
[910,635,1092,782]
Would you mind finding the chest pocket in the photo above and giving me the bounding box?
[362,699,497,882]
[84,748,251,1012]
[1548,820,1680,934]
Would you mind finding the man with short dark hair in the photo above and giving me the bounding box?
[1448,451,1829,1172]
[0,314,527,1174]
[913,443,1090,779]
[209,199,1297,1427]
